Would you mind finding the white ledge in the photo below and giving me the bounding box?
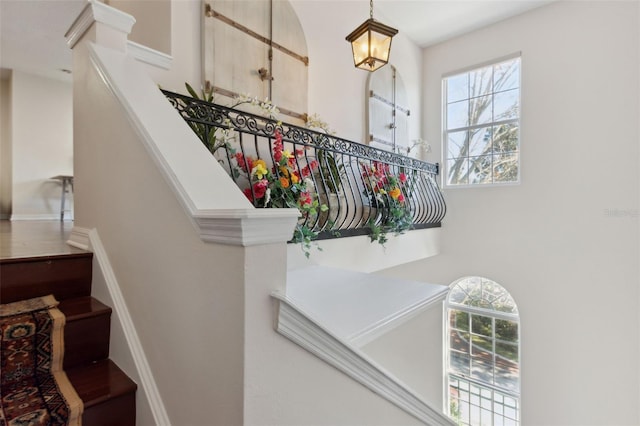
[286,265,450,347]
[193,208,301,246]
[128,41,173,70]
[273,293,455,426]
[65,0,136,49]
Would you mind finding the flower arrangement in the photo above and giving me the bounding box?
[234,129,327,257]
[361,161,413,245]
[184,83,279,156]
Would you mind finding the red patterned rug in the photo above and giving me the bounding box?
[0,295,83,426]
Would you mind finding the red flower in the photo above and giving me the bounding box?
[253,179,269,199]
[298,191,313,206]
[397,193,405,203]
[399,173,407,184]
[301,160,318,178]
[243,188,253,202]
[235,152,247,171]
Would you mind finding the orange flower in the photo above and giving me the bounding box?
[389,187,402,200]
[279,176,290,188]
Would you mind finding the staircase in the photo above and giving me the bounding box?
[0,251,137,425]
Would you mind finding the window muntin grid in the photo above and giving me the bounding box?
[443,57,521,186]
[446,277,520,425]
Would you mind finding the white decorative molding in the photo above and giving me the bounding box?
[273,293,456,426]
[194,208,300,246]
[127,41,173,70]
[67,226,92,250]
[70,227,171,426]
[65,0,136,49]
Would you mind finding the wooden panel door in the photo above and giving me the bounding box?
[366,65,410,152]
[203,0,308,122]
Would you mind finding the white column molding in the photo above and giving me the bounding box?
[65,0,136,50]
[194,208,301,246]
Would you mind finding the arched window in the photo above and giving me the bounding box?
[446,276,520,425]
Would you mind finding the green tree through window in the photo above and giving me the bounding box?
[446,276,520,425]
[444,56,521,186]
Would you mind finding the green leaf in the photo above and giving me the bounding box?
[185,82,200,99]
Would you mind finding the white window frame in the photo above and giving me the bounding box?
[444,276,521,425]
[442,54,522,188]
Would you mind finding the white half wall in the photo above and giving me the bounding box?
[10,71,73,220]
[382,1,640,424]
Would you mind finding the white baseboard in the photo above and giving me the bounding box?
[68,227,171,426]
[10,213,64,221]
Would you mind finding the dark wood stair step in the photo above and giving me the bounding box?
[66,359,137,426]
[59,296,111,369]
[0,252,93,303]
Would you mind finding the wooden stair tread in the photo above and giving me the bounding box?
[66,359,137,408]
[59,296,111,320]
[0,251,93,264]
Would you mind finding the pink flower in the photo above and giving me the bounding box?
[399,173,407,184]
[299,191,312,207]
[397,193,405,203]
[273,130,284,162]
[243,188,254,202]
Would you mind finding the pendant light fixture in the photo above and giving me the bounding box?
[346,0,398,72]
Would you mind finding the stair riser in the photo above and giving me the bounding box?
[82,393,136,426]
[0,255,92,303]
[64,314,111,369]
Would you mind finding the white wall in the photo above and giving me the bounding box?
[381,1,639,424]
[362,305,446,410]
[10,71,73,220]
[141,0,201,92]
[142,0,424,147]
[290,0,422,145]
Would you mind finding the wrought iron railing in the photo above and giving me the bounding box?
[162,89,446,241]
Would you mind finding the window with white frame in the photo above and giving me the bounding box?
[446,276,520,425]
[443,56,521,186]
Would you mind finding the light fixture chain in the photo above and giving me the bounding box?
[370,0,373,19]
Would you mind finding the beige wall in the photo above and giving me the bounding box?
[108,0,171,54]
[382,1,640,424]
[10,71,73,220]
[0,71,12,219]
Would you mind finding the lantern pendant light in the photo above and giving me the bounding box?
[346,0,398,72]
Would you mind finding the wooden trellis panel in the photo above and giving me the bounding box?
[203,0,308,121]
[367,65,410,152]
